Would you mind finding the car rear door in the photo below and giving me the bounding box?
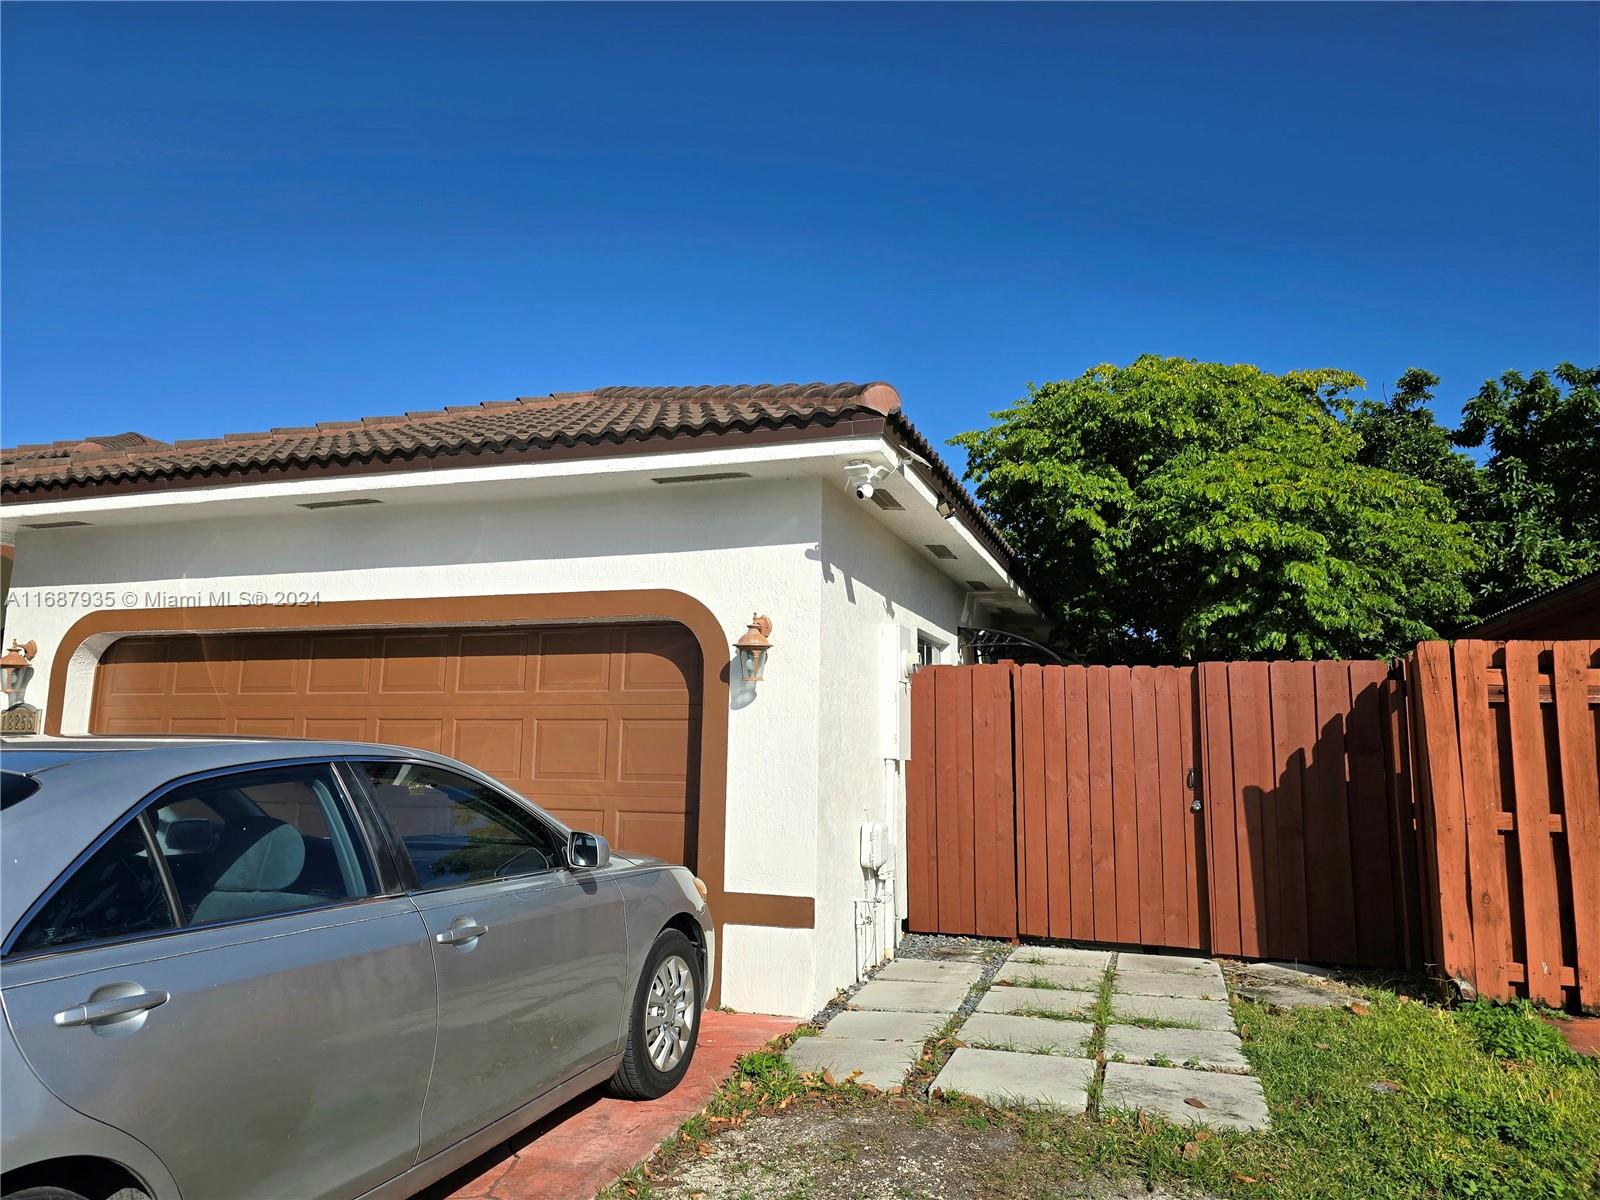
[0,761,438,1200]
[349,759,628,1159]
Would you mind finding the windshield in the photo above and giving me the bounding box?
[0,771,42,810]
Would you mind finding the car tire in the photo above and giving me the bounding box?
[609,928,703,1100]
[3,1186,147,1200]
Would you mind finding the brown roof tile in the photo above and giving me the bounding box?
[0,381,1035,599]
[0,383,898,493]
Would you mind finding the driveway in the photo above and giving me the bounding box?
[418,1010,795,1200]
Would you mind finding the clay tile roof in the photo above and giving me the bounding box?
[0,383,902,495]
[0,381,1033,596]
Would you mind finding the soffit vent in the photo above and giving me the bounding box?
[21,519,92,529]
[869,489,904,511]
[298,498,383,510]
[925,544,958,560]
[651,471,752,485]
[965,579,990,591]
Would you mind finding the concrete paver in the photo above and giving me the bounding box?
[875,958,986,986]
[1110,994,1236,1031]
[1113,969,1228,1000]
[785,1035,921,1089]
[1104,1025,1250,1072]
[1008,946,1113,970]
[993,961,1104,991]
[976,986,1098,1020]
[957,1012,1094,1057]
[848,979,970,1013]
[1101,1061,1269,1131]
[818,1009,945,1042]
[933,1046,1095,1111]
[1117,952,1220,975]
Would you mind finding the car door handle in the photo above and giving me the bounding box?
[435,923,488,946]
[53,989,170,1028]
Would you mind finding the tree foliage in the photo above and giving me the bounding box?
[1452,364,1600,614]
[954,356,1480,662]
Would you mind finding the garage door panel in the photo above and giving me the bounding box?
[614,812,690,865]
[619,718,693,782]
[453,717,525,780]
[378,636,450,694]
[172,640,241,695]
[534,629,612,692]
[234,716,297,737]
[307,638,375,693]
[618,627,697,694]
[239,646,303,694]
[532,718,609,780]
[375,717,445,753]
[93,623,701,867]
[171,717,230,735]
[304,717,372,742]
[456,632,529,691]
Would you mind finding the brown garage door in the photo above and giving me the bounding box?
[91,623,701,867]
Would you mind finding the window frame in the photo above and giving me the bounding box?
[341,756,574,896]
[2,757,397,964]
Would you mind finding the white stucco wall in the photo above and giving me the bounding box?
[813,486,966,1000]
[4,473,971,1015]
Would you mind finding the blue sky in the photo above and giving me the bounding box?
[3,3,1596,466]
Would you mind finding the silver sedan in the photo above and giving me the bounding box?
[0,737,714,1200]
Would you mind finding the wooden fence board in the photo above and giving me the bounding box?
[1504,641,1563,1006]
[1087,667,1118,943]
[1553,642,1600,1011]
[1109,667,1141,944]
[1043,667,1071,938]
[1267,660,1314,962]
[1064,666,1095,940]
[1227,662,1270,958]
[1017,664,1049,936]
[1308,661,1360,965]
[907,666,937,930]
[1453,639,1510,999]
[1154,667,1191,947]
[1132,667,1165,944]
[1347,661,1398,967]
[1179,667,1205,949]
[1199,663,1241,957]
[1410,642,1477,984]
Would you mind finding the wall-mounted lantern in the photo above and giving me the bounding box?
[1,639,36,710]
[733,615,773,684]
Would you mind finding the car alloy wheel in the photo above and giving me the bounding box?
[644,953,696,1071]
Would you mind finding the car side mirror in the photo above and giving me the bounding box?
[567,831,610,871]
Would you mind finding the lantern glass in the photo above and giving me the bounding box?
[738,645,768,683]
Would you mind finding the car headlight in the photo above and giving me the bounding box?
[692,875,708,899]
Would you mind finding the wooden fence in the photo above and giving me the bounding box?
[907,640,1600,1008]
[907,656,1420,971]
[1409,640,1600,1012]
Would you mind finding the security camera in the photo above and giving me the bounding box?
[844,460,890,501]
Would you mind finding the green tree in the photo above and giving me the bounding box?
[1452,364,1600,614]
[953,356,1480,662]
[1349,368,1482,520]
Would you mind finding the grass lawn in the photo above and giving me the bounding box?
[605,983,1599,1200]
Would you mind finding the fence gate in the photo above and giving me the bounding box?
[908,662,1206,950]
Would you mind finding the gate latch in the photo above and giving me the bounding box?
[1186,767,1202,812]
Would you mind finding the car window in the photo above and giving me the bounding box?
[11,820,175,955]
[354,761,565,891]
[149,763,374,926]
